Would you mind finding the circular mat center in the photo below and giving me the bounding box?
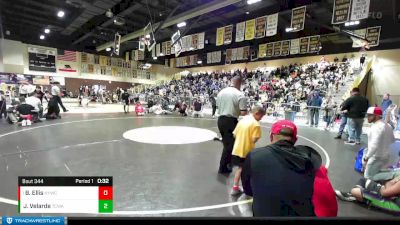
[123,126,218,144]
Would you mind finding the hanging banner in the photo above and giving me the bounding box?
[255,16,267,39]
[192,34,198,50]
[258,44,267,58]
[226,49,232,64]
[207,52,212,64]
[198,32,205,49]
[290,6,306,31]
[189,55,195,66]
[366,26,381,47]
[156,43,161,57]
[216,27,225,46]
[224,25,233,45]
[266,13,279,37]
[237,47,244,60]
[266,43,274,57]
[186,35,192,51]
[235,22,246,42]
[245,19,256,41]
[332,0,352,24]
[99,56,108,66]
[243,46,250,60]
[166,41,171,55]
[232,48,238,61]
[290,38,300,55]
[27,46,56,72]
[273,42,282,57]
[281,40,290,56]
[299,37,310,54]
[215,51,221,63]
[161,42,167,55]
[181,36,188,52]
[308,36,320,53]
[350,0,370,21]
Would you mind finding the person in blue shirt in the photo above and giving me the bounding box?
[307,91,323,127]
[381,93,392,119]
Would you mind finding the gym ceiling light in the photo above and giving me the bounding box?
[247,0,262,5]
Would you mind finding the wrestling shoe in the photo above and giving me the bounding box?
[230,186,243,196]
[335,190,356,202]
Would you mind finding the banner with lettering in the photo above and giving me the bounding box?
[332,0,352,24]
[352,28,367,48]
[245,19,256,40]
[273,42,282,57]
[366,26,381,47]
[350,0,370,21]
[161,42,167,55]
[232,48,238,61]
[308,36,320,53]
[290,6,306,31]
[235,22,246,42]
[192,34,198,50]
[198,32,205,49]
[255,16,267,39]
[237,47,244,61]
[281,40,290,56]
[226,49,232,64]
[258,44,267,58]
[166,41,171,55]
[266,43,274,57]
[243,46,250,60]
[266,13,278,37]
[299,37,310,54]
[216,27,225,46]
[156,43,161,57]
[224,25,233,45]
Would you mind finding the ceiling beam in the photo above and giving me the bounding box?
[96,0,244,51]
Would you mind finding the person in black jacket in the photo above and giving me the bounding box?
[341,87,369,145]
[241,120,322,217]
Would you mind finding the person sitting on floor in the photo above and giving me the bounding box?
[15,97,34,126]
[135,102,145,116]
[336,172,400,214]
[26,89,43,123]
[179,102,188,116]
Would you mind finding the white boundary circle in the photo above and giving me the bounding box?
[0,116,331,215]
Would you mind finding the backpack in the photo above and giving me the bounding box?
[354,148,365,173]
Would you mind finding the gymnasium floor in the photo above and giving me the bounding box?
[0,113,398,217]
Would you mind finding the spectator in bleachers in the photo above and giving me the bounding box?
[381,93,393,119]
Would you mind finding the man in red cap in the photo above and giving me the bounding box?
[363,106,395,179]
[241,120,325,216]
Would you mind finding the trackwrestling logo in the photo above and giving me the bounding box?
[1,217,64,225]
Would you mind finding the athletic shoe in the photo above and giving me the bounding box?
[344,140,356,145]
[335,190,356,202]
[230,186,243,196]
[21,120,27,127]
[26,120,32,126]
[334,135,342,139]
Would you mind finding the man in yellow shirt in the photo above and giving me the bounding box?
[231,105,266,195]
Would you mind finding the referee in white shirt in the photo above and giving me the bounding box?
[216,76,248,174]
[51,82,68,112]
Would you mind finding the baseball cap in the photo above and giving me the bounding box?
[367,107,383,116]
[271,120,298,142]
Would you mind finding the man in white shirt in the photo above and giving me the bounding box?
[363,107,395,179]
[51,82,68,112]
[25,86,42,122]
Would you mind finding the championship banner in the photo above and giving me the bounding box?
[266,43,274,57]
[226,49,233,64]
[290,38,300,55]
[189,55,195,66]
[266,13,278,37]
[81,53,88,63]
[243,46,250,60]
[170,58,175,68]
[186,35,192,51]
[366,26,381,47]
[161,42,167,55]
[99,56,108,66]
[156,43,161,56]
[255,16,267,39]
[245,19,256,41]
[28,46,56,72]
[125,52,130,62]
[207,52,212,64]
[216,27,225,46]
[198,32,205,49]
[350,0,370,21]
[299,37,310,54]
[224,25,233,45]
[166,41,171,55]
[87,53,94,64]
[215,51,221,63]
[181,36,188,52]
[308,36,320,53]
[192,34,199,50]
[235,22,245,42]
[193,55,198,66]
[281,40,290,56]
[273,41,282,57]
[290,6,306,31]
[258,44,267,58]
[237,47,244,60]
[232,48,238,61]
[332,0,351,24]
